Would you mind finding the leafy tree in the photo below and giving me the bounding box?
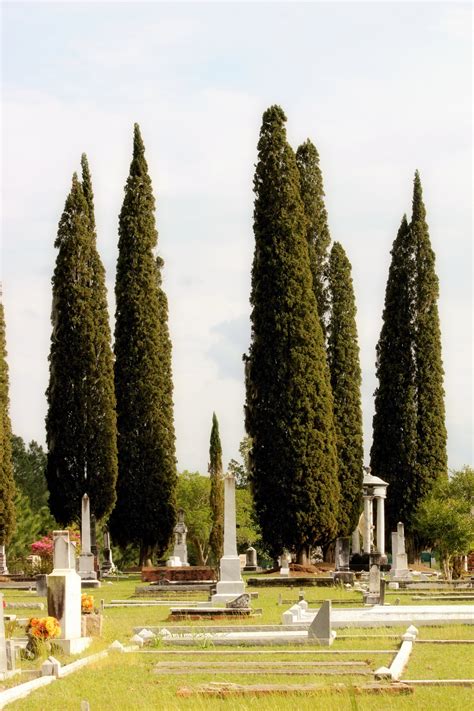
[228,435,252,489]
[7,490,56,567]
[45,164,117,525]
[176,471,211,566]
[208,413,224,564]
[327,242,363,536]
[414,467,474,580]
[0,299,16,549]
[235,487,260,552]
[110,124,177,564]
[245,105,339,562]
[371,174,447,552]
[11,435,48,511]
[296,139,332,340]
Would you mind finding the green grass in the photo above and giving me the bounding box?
[2,578,473,710]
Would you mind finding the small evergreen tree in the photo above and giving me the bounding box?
[327,242,363,536]
[0,298,16,551]
[296,139,332,340]
[110,124,177,564]
[46,169,117,524]
[208,412,224,564]
[245,106,339,562]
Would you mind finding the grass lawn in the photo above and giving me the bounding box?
[1,576,473,710]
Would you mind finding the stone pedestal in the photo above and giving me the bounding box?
[81,613,103,637]
[47,531,91,655]
[390,522,410,578]
[212,475,245,604]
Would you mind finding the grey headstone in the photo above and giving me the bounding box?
[369,564,381,594]
[226,593,250,609]
[335,537,351,571]
[308,600,332,641]
[36,574,48,597]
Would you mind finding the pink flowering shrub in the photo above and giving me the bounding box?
[31,536,53,559]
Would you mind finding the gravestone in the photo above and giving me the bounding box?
[0,592,7,679]
[390,522,410,578]
[243,546,257,572]
[100,528,115,577]
[171,509,189,566]
[363,563,382,604]
[225,593,250,609]
[0,544,8,575]
[47,530,91,654]
[79,494,100,586]
[211,474,245,603]
[280,551,291,577]
[308,600,335,645]
[335,537,351,571]
[36,574,48,597]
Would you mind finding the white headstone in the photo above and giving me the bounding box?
[211,474,245,603]
[172,509,189,566]
[308,600,335,645]
[390,522,410,578]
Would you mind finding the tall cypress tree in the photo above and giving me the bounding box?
[327,242,363,536]
[412,172,447,497]
[371,174,447,548]
[46,167,117,524]
[110,124,176,564]
[245,106,339,562]
[296,139,332,340]
[208,412,224,564]
[0,298,16,556]
[370,215,418,536]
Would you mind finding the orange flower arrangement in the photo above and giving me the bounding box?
[27,616,61,640]
[81,593,95,615]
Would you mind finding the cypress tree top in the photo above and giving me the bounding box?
[246,105,339,559]
[209,412,224,563]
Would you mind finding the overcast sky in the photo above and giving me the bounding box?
[2,1,472,475]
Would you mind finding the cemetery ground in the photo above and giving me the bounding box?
[1,575,473,710]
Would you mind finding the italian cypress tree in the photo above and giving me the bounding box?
[208,412,224,564]
[110,124,177,564]
[370,215,418,536]
[371,174,447,550]
[411,172,447,497]
[46,166,117,524]
[295,139,332,340]
[327,242,363,536]
[245,106,339,562]
[0,298,16,557]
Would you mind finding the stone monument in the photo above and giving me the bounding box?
[390,522,411,578]
[100,528,116,577]
[243,546,257,572]
[169,508,188,566]
[47,530,91,654]
[280,550,291,577]
[211,474,245,603]
[0,545,8,576]
[78,494,100,587]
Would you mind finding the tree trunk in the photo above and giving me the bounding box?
[296,546,310,566]
[139,543,153,567]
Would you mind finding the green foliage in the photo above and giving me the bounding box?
[7,490,55,565]
[327,243,363,536]
[245,105,339,559]
[176,471,211,566]
[235,487,260,552]
[11,435,48,511]
[45,163,117,525]
[208,413,224,564]
[111,124,177,562]
[0,300,16,545]
[296,139,332,340]
[371,173,447,546]
[228,435,252,489]
[414,467,474,580]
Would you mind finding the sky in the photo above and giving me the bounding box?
[1,1,472,475]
